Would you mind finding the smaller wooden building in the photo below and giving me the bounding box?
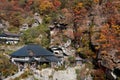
[0,32,20,44]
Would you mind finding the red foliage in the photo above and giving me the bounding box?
[0,0,5,2]
[53,0,61,9]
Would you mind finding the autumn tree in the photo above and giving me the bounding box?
[39,0,54,14]
[30,0,40,13]
[97,24,120,55]
[72,2,88,48]
[52,0,61,9]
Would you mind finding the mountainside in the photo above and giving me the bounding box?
[0,0,120,80]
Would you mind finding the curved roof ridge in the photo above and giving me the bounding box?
[10,44,54,57]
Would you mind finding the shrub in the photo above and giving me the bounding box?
[54,65,66,71]
[41,63,48,68]
[22,24,50,47]
[0,54,18,78]
[68,56,75,63]
[75,69,81,80]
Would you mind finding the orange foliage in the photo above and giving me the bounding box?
[92,69,105,80]
[94,0,99,3]
[97,24,120,52]
[73,3,87,24]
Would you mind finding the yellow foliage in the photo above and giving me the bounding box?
[77,48,83,52]
[95,45,100,50]
[112,25,120,33]
[39,0,54,12]
[77,2,83,8]
[99,34,107,42]
[74,2,83,11]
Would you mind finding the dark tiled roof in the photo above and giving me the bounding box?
[46,56,60,62]
[10,44,60,62]
[0,32,20,37]
[10,44,55,57]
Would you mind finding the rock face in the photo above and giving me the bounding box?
[53,68,76,80]
[32,13,42,27]
[99,50,120,71]
[20,23,29,31]
[29,64,92,80]
[32,67,78,80]
[0,19,9,31]
[33,68,54,80]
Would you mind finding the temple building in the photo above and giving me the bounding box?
[10,44,60,67]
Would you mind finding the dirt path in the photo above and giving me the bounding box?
[4,71,24,80]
